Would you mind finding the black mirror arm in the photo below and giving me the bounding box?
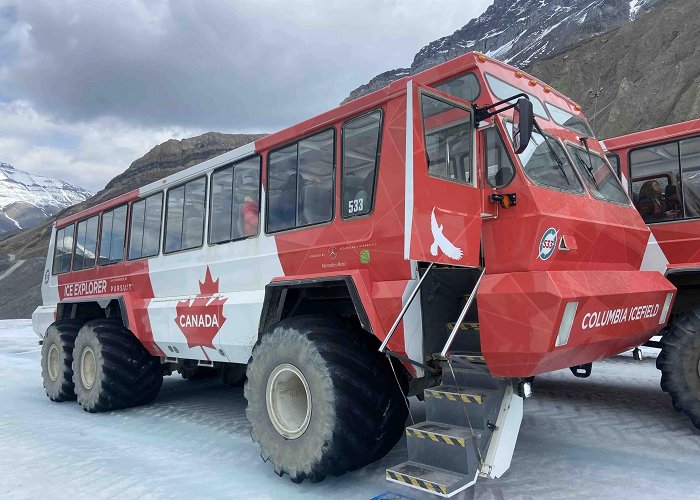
[473,93,530,124]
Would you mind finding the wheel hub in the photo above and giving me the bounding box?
[266,363,312,439]
[80,346,97,390]
[47,344,60,382]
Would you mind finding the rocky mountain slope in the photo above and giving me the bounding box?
[528,0,700,139]
[0,162,91,237]
[344,0,666,103]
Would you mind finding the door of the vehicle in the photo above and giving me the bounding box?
[405,81,482,267]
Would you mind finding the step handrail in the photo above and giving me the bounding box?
[440,268,485,358]
[379,262,434,353]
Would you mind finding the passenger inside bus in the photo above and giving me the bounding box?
[636,180,679,222]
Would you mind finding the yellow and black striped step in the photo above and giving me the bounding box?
[424,385,487,404]
[405,421,481,448]
[386,461,472,497]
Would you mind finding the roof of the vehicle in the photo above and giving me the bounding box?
[604,118,700,151]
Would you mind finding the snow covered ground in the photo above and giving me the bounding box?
[1,319,699,499]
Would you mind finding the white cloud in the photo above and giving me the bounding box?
[0,0,493,191]
[0,99,200,191]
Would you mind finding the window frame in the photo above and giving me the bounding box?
[484,73,550,120]
[72,214,100,272]
[265,127,337,235]
[163,175,208,255]
[564,141,631,206]
[503,118,586,196]
[418,89,476,187]
[483,122,516,188]
[52,223,76,275]
[127,191,164,261]
[628,134,700,224]
[606,152,621,179]
[208,154,262,246]
[340,108,384,220]
[97,203,129,267]
[432,72,482,103]
[545,101,594,137]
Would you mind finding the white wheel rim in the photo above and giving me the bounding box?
[47,344,60,382]
[80,346,97,390]
[266,363,312,439]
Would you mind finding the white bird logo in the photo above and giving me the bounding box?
[430,207,463,260]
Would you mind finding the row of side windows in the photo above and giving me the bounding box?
[52,110,384,273]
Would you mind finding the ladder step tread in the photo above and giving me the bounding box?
[386,461,471,497]
[424,385,493,404]
[406,421,482,447]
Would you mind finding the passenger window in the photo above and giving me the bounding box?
[484,126,515,187]
[128,193,163,259]
[52,224,75,274]
[435,73,480,102]
[99,205,127,265]
[73,215,99,271]
[210,155,261,244]
[267,129,335,233]
[342,111,381,218]
[606,153,621,179]
[421,94,473,184]
[680,136,700,219]
[630,142,682,223]
[165,177,206,253]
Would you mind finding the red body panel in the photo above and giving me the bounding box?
[479,270,674,376]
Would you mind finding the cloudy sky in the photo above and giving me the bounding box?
[0,0,492,192]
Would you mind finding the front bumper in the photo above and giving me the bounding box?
[478,270,675,377]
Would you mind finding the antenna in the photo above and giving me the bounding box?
[587,74,603,136]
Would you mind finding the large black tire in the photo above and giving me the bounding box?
[657,309,700,429]
[41,319,84,402]
[244,315,408,483]
[72,319,164,412]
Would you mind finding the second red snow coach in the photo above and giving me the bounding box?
[35,52,675,497]
[604,118,700,431]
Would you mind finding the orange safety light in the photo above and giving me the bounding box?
[478,54,487,62]
[515,71,524,78]
[544,87,552,93]
[575,104,582,111]
[528,79,537,86]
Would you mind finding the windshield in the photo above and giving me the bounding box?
[566,144,630,205]
[505,121,583,194]
[485,73,548,119]
[545,103,594,137]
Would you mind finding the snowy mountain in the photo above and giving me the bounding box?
[0,162,91,236]
[344,0,667,103]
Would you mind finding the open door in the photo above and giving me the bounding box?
[404,81,482,267]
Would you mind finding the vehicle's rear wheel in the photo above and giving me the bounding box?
[245,315,408,483]
[72,319,163,412]
[657,308,700,429]
[41,319,84,402]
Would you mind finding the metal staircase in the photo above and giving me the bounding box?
[386,357,523,497]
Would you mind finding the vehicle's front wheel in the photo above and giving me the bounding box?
[72,319,163,412]
[657,308,700,429]
[244,315,408,483]
[41,319,84,402]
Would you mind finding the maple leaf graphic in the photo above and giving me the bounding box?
[175,267,227,349]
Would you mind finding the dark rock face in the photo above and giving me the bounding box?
[528,0,700,139]
[343,0,667,103]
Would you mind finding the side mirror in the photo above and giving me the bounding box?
[512,98,534,154]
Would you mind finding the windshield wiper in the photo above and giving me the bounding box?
[577,136,599,189]
[533,120,570,185]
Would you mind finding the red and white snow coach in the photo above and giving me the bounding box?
[35,52,675,497]
[604,119,700,430]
